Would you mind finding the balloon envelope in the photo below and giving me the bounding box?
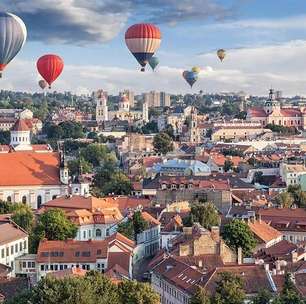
[149,56,159,71]
[125,23,161,72]
[38,79,47,90]
[37,54,64,88]
[217,49,226,61]
[0,12,27,77]
[183,71,198,87]
[191,66,201,74]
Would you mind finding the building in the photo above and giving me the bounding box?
[15,233,135,282]
[95,91,148,124]
[247,89,306,129]
[280,163,306,187]
[0,217,28,276]
[160,92,171,107]
[120,90,135,107]
[0,119,69,208]
[143,91,161,108]
[134,212,161,261]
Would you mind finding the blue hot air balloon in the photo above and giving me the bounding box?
[0,12,27,77]
[149,56,159,71]
[183,70,198,88]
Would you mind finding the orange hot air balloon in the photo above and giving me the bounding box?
[37,54,64,88]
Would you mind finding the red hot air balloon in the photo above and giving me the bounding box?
[125,23,161,72]
[36,54,64,89]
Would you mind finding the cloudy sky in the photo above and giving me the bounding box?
[1,0,306,96]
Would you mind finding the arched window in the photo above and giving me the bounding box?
[96,229,102,237]
[52,195,57,200]
[7,196,11,202]
[37,195,42,209]
[22,196,27,204]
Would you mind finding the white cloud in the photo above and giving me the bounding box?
[2,40,306,96]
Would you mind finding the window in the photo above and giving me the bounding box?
[10,246,14,255]
[82,251,90,257]
[15,244,18,253]
[75,251,80,257]
[20,242,22,251]
[31,262,35,268]
[41,265,45,271]
[97,249,102,255]
[96,229,102,237]
[1,249,4,258]
[24,241,27,250]
[23,262,27,268]
[7,196,11,202]
[37,195,42,208]
[83,231,86,239]
[6,248,9,256]
[52,195,57,200]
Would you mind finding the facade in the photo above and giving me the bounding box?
[0,217,28,276]
[15,233,135,282]
[279,163,306,186]
[247,89,306,129]
[143,91,170,108]
[0,119,69,208]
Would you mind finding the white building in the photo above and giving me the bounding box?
[0,217,28,276]
[280,163,306,187]
[0,119,69,208]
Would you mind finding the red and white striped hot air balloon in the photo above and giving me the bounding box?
[125,23,161,72]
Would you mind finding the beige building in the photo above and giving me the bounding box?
[280,163,306,187]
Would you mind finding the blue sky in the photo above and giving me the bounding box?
[1,0,306,95]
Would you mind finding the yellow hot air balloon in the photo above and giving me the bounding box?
[217,49,226,62]
[191,66,201,74]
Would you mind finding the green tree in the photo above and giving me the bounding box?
[0,130,10,144]
[117,220,135,240]
[118,280,160,304]
[68,158,93,176]
[222,219,257,255]
[275,192,294,208]
[213,272,245,304]
[153,132,174,154]
[187,202,219,229]
[30,209,77,252]
[11,204,34,232]
[288,184,306,208]
[59,121,84,139]
[251,289,273,304]
[141,121,158,134]
[0,200,14,214]
[190,287,211,304]
[102,171,132,196]
[223,160,234,172]
[133,211,149,236]
[80,144,117,167]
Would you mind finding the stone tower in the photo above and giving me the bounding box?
[95,90,108,122]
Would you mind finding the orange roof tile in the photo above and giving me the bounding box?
[248,220,283,243]
[0,152,60,186]
[141,211,160,227]
[11,119,30,131]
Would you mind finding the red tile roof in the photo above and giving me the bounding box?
[141,211,160,227]
[248,107,267,118]
[248,220,283,243]
[0,152,61,186]
[11,119,30,131]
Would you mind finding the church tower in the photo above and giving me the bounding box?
[10,119,32,151]
[188,107,201,143]
[95,90,108,122]
[264,89,280,115]
[119,94,130,112]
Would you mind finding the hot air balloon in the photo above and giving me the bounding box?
[0,12,27,78]
[125,23,161,72]
[217,49,226,62]
[183,70,198,88]
[38,79,47,90]
[149,56,159,71]
[192,66,201,74]
[37,54,64,89]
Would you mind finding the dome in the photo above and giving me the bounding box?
[11,119,30,132]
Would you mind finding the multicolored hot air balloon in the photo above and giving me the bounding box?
[191,66,201,74]
[38,79,47,90]
[125,23,161,72]
[217,49,226,62]
[183,70,198,88]
[0,12,27,78]
[149,56,159,71]
[36,54,64,89]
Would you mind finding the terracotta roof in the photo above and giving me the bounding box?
[106,232,135,249]
[248,220,283,243]
[248,107,267,118]
[141,211,160,227]
[11,119,30,131]
[0,152,61,186]
[107,252,130,277]
[210,154,243,167]
[280,108,301,117]
[143,156,163,168]
[0,221,28,245]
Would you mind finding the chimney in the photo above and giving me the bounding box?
[264,263,269,272]
[198,260,203,268]
[211,226,220,242]
[275,260,281,273]
[237,247,243,265]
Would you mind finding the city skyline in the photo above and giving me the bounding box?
[1,0,306,95]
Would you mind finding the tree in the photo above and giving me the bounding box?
[133,211,149,236]
[222,219,257,255]
[251,289,273,304]
[187,202,219,229]
[117,220,134,240]
[11,204,34,232]
[0,200,14,214]
[30,209,77,252]
[190,287,211,304]
[213,272,245,304]
[68,158,93,176]
[141,121,158,134]
[59,121,84,139]
[80,144,117,167]
[153,132,173,154]
[223,160,234,172]
[118,280,160,304]
[102,171,132,196]
[288,184,306,208]
[0,130,10,144]
[275,192,294,208]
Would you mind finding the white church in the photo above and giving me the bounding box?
[95,90,149,124]
[0,119,71,209]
